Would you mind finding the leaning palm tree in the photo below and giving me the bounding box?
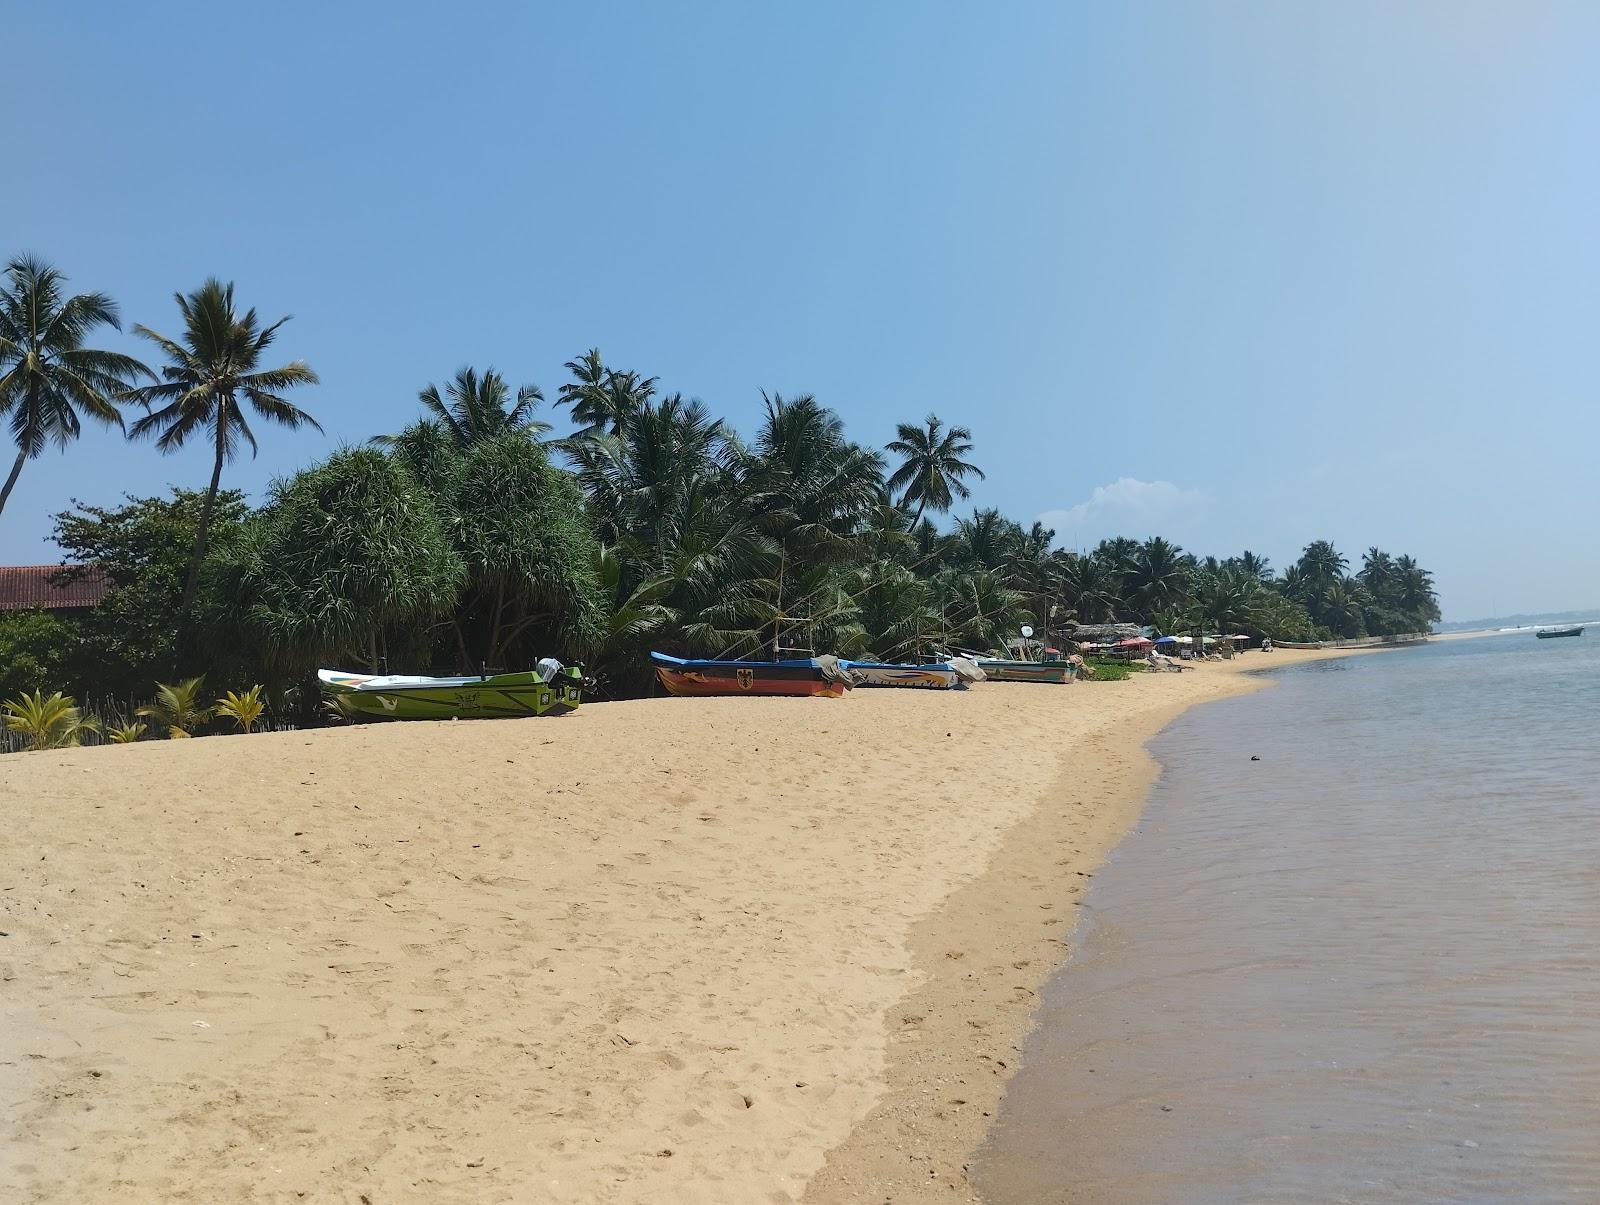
[0,255,152,516]
[412,366,548,447]
[121,279,320,628]
[885,414,984,525]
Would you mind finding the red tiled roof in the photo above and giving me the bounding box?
[0,564,111,612]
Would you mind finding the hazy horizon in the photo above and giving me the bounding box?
[5,2,1596,620]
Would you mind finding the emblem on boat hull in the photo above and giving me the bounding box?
[736,668,754,690]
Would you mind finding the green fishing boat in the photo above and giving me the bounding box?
[318,662,583,719]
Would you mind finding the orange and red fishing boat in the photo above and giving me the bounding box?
[650,651,851,698]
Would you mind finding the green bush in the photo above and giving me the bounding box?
[0,610,74,700]
[1083,656,1138,682]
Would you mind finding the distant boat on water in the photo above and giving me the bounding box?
[1535,626,1584,639]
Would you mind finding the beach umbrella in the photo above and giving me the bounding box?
[1154,635,1178,645]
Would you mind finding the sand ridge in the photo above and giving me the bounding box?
[0,648,1359,1203]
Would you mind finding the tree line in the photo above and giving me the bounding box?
[0,254,1441,719]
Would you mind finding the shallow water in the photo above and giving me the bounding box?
[976,634,1600,1203]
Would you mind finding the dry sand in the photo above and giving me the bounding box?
[1,648,1360,1203]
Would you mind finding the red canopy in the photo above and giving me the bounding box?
[1114,637,1153,648]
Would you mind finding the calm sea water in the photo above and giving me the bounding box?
[976,633,1600,1204]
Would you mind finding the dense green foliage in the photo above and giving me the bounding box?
[0,610,73,701]
[52,490,249,697]
[17,352,1442,709]
[1,253,1443,729]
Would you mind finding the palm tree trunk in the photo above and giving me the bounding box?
[487,579,507,666]
[173,431,227,670]
[911,498,927,527]
[0,449,27,517]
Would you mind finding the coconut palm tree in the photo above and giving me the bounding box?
[1129,537,1189,619]
[2,689,100,750]
[412,367,548,446]
[136,676,213,738]
[0,255,152,516]
[1320,577,1368,638]
[854,562,940,659]
[745,392,883,568]
[1238,549,1273,583]
[1195,569,1257,636]
[1056,552,1119,624]
[1297,539,1348,587]
[885,414,984,525]
[1277,563,1313,604]
[860,489,917,564]
[557,348,657,440]
[941,569,1029,652]
[121,280,320,630]
[1359,547,1394,593]
[1393,555,1439,621]
[568,393,731,547]
[953,507,1021,574]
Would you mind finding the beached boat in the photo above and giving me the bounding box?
[1535,626,1584,639]
[975,657,1075,684]
[318,663,584,719]
[842,660,962,689]
[651,652,851,698]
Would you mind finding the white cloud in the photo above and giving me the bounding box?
[1038,478,1205,543]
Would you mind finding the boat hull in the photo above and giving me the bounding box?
[977,659,1074,684]
[843,662,961,689]
[319,669,583,719]
[651,653,847,698]
[1536,626,1584,639]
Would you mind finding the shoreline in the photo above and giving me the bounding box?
[2,646,1374,1204]
[800,646,1371,1204]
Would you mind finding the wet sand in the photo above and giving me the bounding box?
[1,648,1353,1203]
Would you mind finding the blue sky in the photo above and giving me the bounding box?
[4,2,1597,620]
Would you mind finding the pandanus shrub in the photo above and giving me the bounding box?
[215,684,266,733]
[136,676,212,738]
[2,690,101,750]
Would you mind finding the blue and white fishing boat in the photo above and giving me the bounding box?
[842,660,962,689]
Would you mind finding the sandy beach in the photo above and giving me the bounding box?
[2,648,1358,1203]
